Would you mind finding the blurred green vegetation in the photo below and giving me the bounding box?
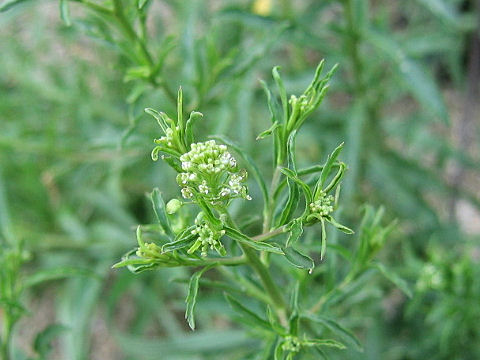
[0,0,479,359]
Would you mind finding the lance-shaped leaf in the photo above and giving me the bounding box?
[319,143,344,190]
[279,168,312,204]
[302,314,362,351]
[225,294,272,331]
[145,108,174,132]
[59,0,71,26]
[224,226,284,254]
[303,339,346,350]
[286,219,303,247]
[323,162,346,194]
[162,233,196,253]
[282,246,314,272]
[324,216,354,234]
[185,265,213,330]
[272,66,288,123]
[372,262,412,298]
[289,282,300,336]
[151,145,182,161]
[321,218,327,260]
[150,188,174,237]
[185,111,203,146]
[257,121,281,140]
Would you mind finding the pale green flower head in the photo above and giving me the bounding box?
[176,140,251,204]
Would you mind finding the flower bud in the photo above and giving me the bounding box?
[166,199,183,214]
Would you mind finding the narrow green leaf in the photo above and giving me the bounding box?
[224,226,284,254]
[0,0,31,12]
[365,29,448,123]
[137,0,149,9]
[319,143,344,189]
[279,167,312,203]
[225,293,272,331]
[274,338,285,360]
[162,234,195,253]
[272,66,288,123]
[257,121,280,140]
[302,314,363,351]
[320,218,327,261]
[260,79,279,124]
[185,111,203,146]
[372,262,413,298]
[282,246,314,271]
[303,338,346,349]
[177,87,184,132]
[24,267,99,288]
[286,219,303,247]
[325,216,354,234]
[59,0,71,26]
[150,188,174,237]
[289,282,300,336]
[185,266,213,330]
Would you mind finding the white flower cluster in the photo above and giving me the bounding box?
[188,216,226,257]
[154,126,178,148]
[176,140,251,203]
[309,191,334,216]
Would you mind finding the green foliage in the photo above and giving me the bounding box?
[0,0,478,359]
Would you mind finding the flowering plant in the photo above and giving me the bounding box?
[114,61,407,358]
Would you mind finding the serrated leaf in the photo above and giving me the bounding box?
[282,246,314,271]
[185,266,213,330]
[224,226,283,254]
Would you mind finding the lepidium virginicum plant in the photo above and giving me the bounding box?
[114,61,408,359]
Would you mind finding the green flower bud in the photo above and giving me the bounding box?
[166,198,183,214]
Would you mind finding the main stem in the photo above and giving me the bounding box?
[218,207,288,325]
[240,243,288,326]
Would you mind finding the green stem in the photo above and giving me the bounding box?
[263,166,282,233]
[240,243,288,325]
[252,226,287,242]
[218,207,288,325]
[1,313,12,360]
[110,0,176,105]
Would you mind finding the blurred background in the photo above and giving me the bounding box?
[0,0,479,359]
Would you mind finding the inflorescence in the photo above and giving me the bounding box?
[176,140,251,204]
